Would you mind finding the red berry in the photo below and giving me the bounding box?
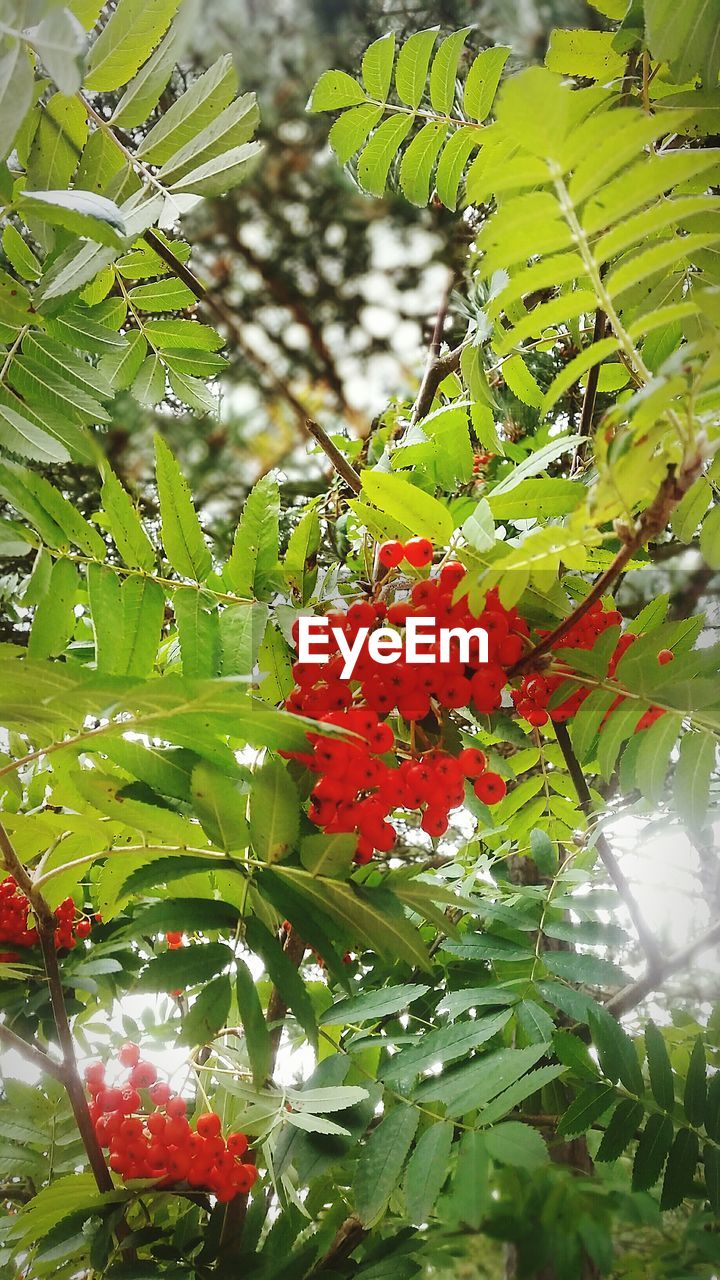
[458,747,487,779]
[196,1111,222,1139]
[473,772,507,805]
[378,540,404,569]
[118,1042,141,1069]
[99,1087,124,1113]
[84,1061,105,1088]
[657,648,674,665]
[149,1081,171,1107]
[227,1132,249,1159]
[166,930,183,949]
[166,1096,187,1118]
[403,537,433,567]
[129,1061,157,1090]
[75,918,91,939]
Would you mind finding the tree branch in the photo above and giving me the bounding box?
[571,307,607,476]
[0,1021,65,1083]
[606,918,720,1018]
[509,454,704,678]
[305,419,362,493]
[0,821,113,1194]
[554,723,663,975]
[311,1214,367,1274]
[410,341,466,426]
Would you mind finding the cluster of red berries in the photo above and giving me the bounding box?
[378,536,434,568]
[84,1044,257,1203]
[0,876,92,962]
[512,600,671,729]
[284,559,520,861]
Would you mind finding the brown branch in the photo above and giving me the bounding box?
[218,926,307,1262]
[554,723,663,975]
[143,229,314,433]
[311,1214,367,1274]
[606,918,720,1018]
[571,307,607,476]
[0,822,113,1194]
[509,454,704,678]
[305,419,362,494]
[0,1022,65,1083]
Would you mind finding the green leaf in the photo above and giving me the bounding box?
[361,470,454,543]
[132,354,165,407]
[404,1121,453,1222]
[30,8,85,94]
[634,712,683,805]
[20,190,126,247]
[137,942,233,992]
[111,0,198,127]
[169,140,262,198]
[2,224,40,281]
[236,956,271,1087]
[543,951,630,988]
[449,1131,489,1230]
[399,121,447,206]
[0,404,70,465]
[395,28,438,108]
[191,761,248,850]
[225,474,280,598]
[88,564,163,677]
[589,1008,644,1096]
[0,42,34,162]
[435,125,481,209]
[430,28,471,113]
[661,1128,699,1210]
[319,983,430,1027]
[328,103,384,164]
[244,917,317,1049]
[174,587,220,678]
[382,1010,511,1087]
[85,0,182,90]
[357,114,413,197]
[484,1121,548,1170]
[100,468,155,571]
[502,355,543,409]
[674,731,714,830]
[98,331,147,391]
[645,0,720,84]
[558,1083,617,1138]
[632,1113,674,1191]
[479,1064,568,1125]
[671,476,712,544]
[248,757,299,864]
[362,33,395,99]
[645,1021,675,1112]
[489,436,580,496]
[706,1073,720,1142]
[300,832,357,878]
[546,28,625,80]
[155,434,212,581]
[354,1106,419,1225]
[699,503,720,570]
[308,69,367,112]
[684,1035,707,1128]
[269,869,431,972]
[488,478,582,522]
[220,601,268,676]
[137,53,237,162]
[463,46,510,122]
[180,973,232,1046]
[596,1099,644,1162]
[28,557,78,659]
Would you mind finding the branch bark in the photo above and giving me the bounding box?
[606,918,720,1018]
[0,1021,65,1083]
[305,419,362,493]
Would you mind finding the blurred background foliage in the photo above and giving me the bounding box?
[105,0,601,527]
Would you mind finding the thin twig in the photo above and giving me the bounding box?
[510,455,704,678]
[571,307,607,476]
[305,419,362,493]
[554,723,663,975]
[606,919,720,1018]
[0,1022,65,1083]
